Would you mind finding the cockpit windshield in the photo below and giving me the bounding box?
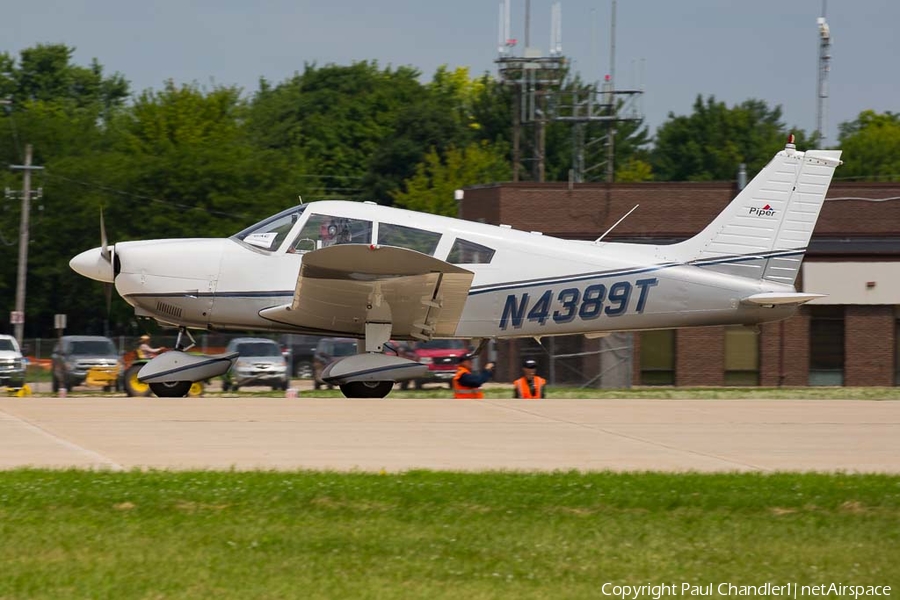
[233,204,308,251]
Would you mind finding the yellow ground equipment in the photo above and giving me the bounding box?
[84,366,121,391]
[3,384,32,397]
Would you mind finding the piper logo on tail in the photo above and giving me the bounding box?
[749,204,775,217]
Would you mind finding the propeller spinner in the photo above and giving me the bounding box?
[69,210,116,284]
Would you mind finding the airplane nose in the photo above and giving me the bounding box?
[70,247,115,283]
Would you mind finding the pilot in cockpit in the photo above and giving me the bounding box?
[320,218,352,247]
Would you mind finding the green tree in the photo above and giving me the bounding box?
[0,45,130,337]
[836,110,900,181]
[391,142,511,216]
[651,95,807,181]
[616,157,653,182]
[247,62,425,200]
[0,44,129,116]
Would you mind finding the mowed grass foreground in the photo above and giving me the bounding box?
[1,471,898,599]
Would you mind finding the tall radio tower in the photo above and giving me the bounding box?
[816,1,831,148]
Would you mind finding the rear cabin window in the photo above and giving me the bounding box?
[448,239,495,264]
[377,223,441,256]
[290,214,373,253]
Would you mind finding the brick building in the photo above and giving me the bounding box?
[459,180,900,387]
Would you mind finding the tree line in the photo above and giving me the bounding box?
[1,44,897,337]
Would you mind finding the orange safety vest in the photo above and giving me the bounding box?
[513,376,546,399]
[452,366,484,399]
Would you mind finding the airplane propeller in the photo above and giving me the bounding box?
[99,209,113,314]
[100,209,111,263]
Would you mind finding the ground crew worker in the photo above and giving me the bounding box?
[451,353,495,399]
[136,335,164,360]
[513,358,546,399]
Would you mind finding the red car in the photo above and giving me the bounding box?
[400,339,470,389]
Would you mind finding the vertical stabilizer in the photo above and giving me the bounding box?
[669,141,841,284]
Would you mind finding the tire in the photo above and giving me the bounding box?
[293,360,313,379]
[399,380,409,390]
[52,374,59,393]
[149,381,193,398]
[339,381,393,398]
[124,364,152,397]
[221,382,230,392]
[414,379,424,390]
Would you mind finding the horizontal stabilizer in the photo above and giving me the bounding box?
[741,292,826,306]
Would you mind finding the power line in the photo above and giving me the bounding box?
[42,172,253,220]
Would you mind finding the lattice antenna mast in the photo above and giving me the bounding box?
[496,0,565,182]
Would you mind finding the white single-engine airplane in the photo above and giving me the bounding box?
[71,140,841,397]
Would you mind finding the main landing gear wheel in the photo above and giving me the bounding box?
[124,364,152,397]
[149,381,193,398]
[339,381,393,398]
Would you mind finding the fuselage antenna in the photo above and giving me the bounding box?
[594,204,639,244]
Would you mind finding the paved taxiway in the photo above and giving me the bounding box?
[0,398,896,472]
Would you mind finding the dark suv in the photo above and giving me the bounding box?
[279,334,322,378]
[51,335,122,392]
[312,337,358,390]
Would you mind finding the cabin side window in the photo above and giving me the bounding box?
[448,238,495,264]
[289,214,373,253]
[377,223,442,256]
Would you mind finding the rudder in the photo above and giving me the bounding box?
[668,141,842,284]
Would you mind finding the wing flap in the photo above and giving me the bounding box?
[260,244,474,339]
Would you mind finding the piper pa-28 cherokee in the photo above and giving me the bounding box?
[71,140,841,398]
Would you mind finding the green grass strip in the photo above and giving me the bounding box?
[0,470,897,599]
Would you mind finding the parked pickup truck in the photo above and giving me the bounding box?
[400,339,470,389]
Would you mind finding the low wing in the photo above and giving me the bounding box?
[259,244,474,339]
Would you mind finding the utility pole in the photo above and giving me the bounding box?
[9,144,44,346]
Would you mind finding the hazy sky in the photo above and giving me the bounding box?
[3,0,898,144]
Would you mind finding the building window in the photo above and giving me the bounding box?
[895,314,900,386]
[640,330,675,385]
[809,306,845,386]
[724,326,759,386]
